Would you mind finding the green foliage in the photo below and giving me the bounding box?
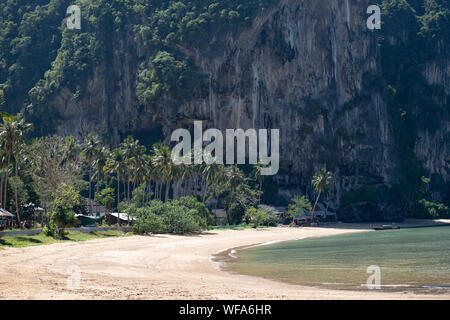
[228,202,246,225]
[127,197,211,234]
[409,199,450,219]
[94,188,115,211]
[136,51,205,104]
[286,196,312,222]
[173,196,214,226]
[244,207,267,228]
[162,205,202,234]
[132,207,167,234]
[257,205,281,226]
[43,220,57,238]
[0,0,274,132]
[49,183,81,238]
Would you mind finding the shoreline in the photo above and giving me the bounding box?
[1,220,449,299]
[214,239,450,296]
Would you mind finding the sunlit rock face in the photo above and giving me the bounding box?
[46,0,448,219]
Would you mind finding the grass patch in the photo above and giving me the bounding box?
[0,230,131,248]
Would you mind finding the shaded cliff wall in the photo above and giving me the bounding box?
[22,0,449,220]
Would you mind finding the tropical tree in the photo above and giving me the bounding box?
[201,161,219,202]
[152,143,174,202]
[105,148,126,223]
[252,161,269,204]
[92,146,109,194]
[0,113,33,227]
[244,207,268,228]
[311,168,332,221]
[82,134,100,211]
[94,188,115,214]
[286,195,312,226]
[28,136,83,218]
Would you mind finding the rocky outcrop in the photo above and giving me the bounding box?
[43,0,449,218]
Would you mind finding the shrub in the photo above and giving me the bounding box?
[133,212,166,234]
[286,195,312,225]
[43,221,57,237]
[265,211,281,226]
[51,207,77,238]
[244,207,268,228]
[228,202,245,225]
[409,199,450,219]
[162,206,202,234]
[258,205,281,226]
[174,196,214,226]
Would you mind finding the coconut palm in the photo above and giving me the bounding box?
[311,168,332,222]
[201,161,219,203]
[82,134,100,211]
[252,161,269,204]
[152,143,174,202]
[0,113,33,227]
[92,146,109,194]
[105,148,126,223]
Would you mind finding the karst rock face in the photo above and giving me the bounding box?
[39,0,448,220]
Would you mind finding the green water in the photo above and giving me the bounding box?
[226,226,450,291]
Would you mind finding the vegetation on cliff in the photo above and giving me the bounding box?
[0,1,449,221]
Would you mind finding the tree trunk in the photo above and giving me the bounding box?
[14,160,21,229]
[202,181,208,203]
[127,179,130,203]
[3,154,11,210]
[311,191,321,222]
[117,173,120,225]
[89,166,92,213]
[0,169,4,207]
[165,181,170,202]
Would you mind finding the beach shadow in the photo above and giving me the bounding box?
[0,238,12,246]
[14,236,43,243]
[169,231,219,237]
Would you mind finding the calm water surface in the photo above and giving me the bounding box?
[225,226,450,292]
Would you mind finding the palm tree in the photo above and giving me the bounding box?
[225,165,245,206]
[92,146,108,194]
[0,113,33,227]
[152,143,174,202]
[209,164,228,211]
[201,161,219,203]
[82,134,100,212]
[142,154,154,203]
[252,161,269,204]
[105,148,126,224]
[311,168,332,222]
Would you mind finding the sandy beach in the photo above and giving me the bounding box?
[1,220,449,300]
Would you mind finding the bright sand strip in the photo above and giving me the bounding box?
[1,220,449,300]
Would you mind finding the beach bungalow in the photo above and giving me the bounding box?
[0,208,15,229]
[106,212,136,225]
[212,209,227,225]
[76,214,103,227]
[85,199,108,217]
[313,203,337,222]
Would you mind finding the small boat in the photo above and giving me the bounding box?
[372,224,401,230]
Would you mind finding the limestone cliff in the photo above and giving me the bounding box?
[23,0,449,220]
